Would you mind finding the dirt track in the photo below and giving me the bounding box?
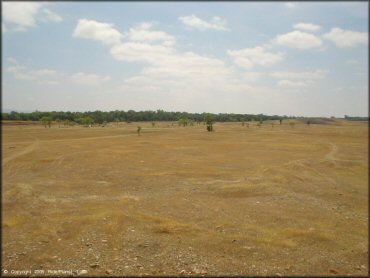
[2,120,368,276]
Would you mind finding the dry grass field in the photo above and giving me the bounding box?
[2,120,368,276]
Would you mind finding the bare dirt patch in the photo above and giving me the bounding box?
[2,121,368,276]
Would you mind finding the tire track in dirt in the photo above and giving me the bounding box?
[323,142,361,163]
[325,142,338,161]
[49,150,98,169]
[2,133,135,146]
[3,139,40,166]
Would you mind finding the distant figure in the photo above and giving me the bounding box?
[307,120,310,126]
[137,126,142,136]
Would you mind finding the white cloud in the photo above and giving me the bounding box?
[7,57,19,64]
[32,69,57,77]
[227,46,284,70]
[73,19,123,45]
[110,42,175,64]
[278,80,307,88]
[178,15,228,31]
[7,65,34,80]
[6,59,60,87]
[272,69,328,89]
[346,59,358,64]
[271,69,328,80]
[7,62,57,81]
[2,2,62,31]
[293,22,321,32]
[39,80,60,86]
[110,39,253,96]
[322,28,368,47]
[285,3,297,9]
[111,42,228,78]
[3,2,43,30]
[41,8,63,23]
[241,72,265,83]
[124,22,176,46]
[334,87,344,92]
[275,31,323,49]
[71,72,111,86]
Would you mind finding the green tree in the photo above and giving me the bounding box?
[40,116,51,128]
[204,113,214,132]
[179,118,188,127]
[64,120,72,127]
[56,118,61,128]
[84,117,94,127]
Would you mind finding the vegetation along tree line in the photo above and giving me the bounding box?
[2,110,366,128]
[1,110,306,124]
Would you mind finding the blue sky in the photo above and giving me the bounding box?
[2,1,368,117]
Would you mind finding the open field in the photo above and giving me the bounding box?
[2,120,368,276]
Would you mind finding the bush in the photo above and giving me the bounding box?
[204,114,214,132]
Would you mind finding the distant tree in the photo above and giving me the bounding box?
[2,110,305,124]
[82,116,94,127]
[179,118,188,127]
[204,113,214,132]
[40,116,51,128]
[137,126,142,136]
[56,118,61,128]
[64,120,73,127]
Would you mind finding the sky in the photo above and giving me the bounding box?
[2,1,369,117]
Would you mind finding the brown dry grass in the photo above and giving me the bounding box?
[2,120,368,276]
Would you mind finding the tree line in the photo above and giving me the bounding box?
[344,115,368,121]
[2,110,292,124]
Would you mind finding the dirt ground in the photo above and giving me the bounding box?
[2,120,368,276]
